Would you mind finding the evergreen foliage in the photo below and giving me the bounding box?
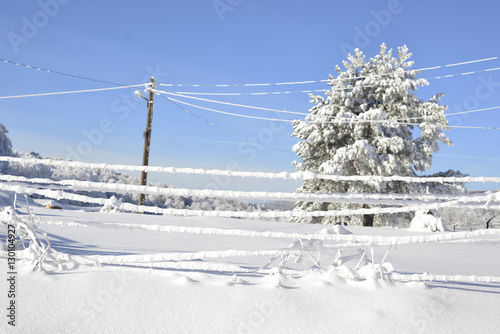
[291,44,459,225]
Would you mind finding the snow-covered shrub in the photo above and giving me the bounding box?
[100,196,123,213]
[409,211,448,232]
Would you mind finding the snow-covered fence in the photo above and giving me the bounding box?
[1,178,500,219]
[28,218,500,284]
[37,219,500,245]
[2,173,500,206]
[2,156,500,184]
[1,156,499,221]
[3,194,500,285]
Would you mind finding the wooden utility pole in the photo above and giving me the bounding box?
[139,76,156,207]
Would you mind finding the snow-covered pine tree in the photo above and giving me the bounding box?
[291,43,454,226]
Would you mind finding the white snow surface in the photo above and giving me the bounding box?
[1,192,500,334]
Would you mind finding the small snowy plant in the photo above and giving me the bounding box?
[292,43,456,226]
[100,195,123,213]
[261,225,394,281]
[1,196,61,272]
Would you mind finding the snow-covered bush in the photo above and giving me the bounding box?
[291,43,461,226]
[100,196,123,213]
[409,211,448,232]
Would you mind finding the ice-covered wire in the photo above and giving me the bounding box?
[158,56,499,88]
[158,95,294,154]
[2,55,497,90]
[158,95,500,129]
[166,66,500,97]
[155,81,500,125]
[0,58,127,86]
[165,97,294,122]
[445,105,500,118]
[0,83,149,100]
[153,89,308,116]
[426,66,500,80]
[170,89,327,96]
[421,56,498,70]
[307,105,500,124]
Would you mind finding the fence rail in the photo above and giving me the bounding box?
[1,156,500,219]
[2,156,500,183]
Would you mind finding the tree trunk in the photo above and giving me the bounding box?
[363,214,374,227]
[362,204,374,226]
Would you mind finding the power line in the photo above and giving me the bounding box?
[163,96,294,122]
[2,54,498,91]
[164,93,500,130]
[426,66,500,80]
[445,106,500,118]
[158,95,295,154]
[445,124,500,130]
[157,55,499,88]
[308,116,500,130]
[420,56,498,70]
[166,66,500,97]
[0,58,127,86]
[153,89,308,116]
[0,84,148,100]
[0,79,497,130]
[4,62,499,102]
[0,58,293,151]
[3,57,499,131]
[157,84,500,125]
[170,89,327,96]
[311,105,500,122]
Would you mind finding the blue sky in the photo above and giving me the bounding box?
[0,0,499,191]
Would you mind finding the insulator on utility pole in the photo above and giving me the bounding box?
[138,76,156,208]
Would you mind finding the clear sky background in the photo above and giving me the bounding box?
[0,0,499,192]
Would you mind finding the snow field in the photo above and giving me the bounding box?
[5,263,500,334]
[1,194,500,333]
[1,153,500,333]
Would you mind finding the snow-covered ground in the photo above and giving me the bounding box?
[1,192,500,334]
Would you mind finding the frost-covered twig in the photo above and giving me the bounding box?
[299,239,324,273]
